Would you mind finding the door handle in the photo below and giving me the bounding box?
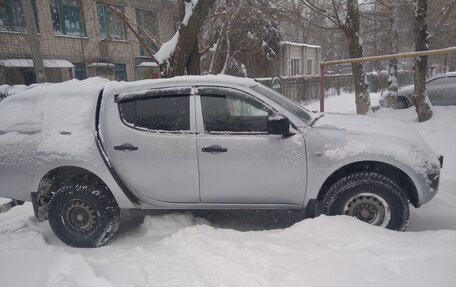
[202,144,228,153]
[114,143,138,151]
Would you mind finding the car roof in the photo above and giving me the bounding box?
[103,75,259,98]
[427,72,456,82]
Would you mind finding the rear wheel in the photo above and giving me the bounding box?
[322,172,409,231]
[49,184,120,247]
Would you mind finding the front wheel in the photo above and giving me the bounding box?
[49,184,120,247]
[397,97,410,109]
[322,172,409,231]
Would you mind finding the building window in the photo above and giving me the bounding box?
[50,0,86,36]
[307,59,313,75]
[74,63,86,80]
[97,3,126,39]
[135,9,159,57]
[291,58,301,76]
[0,0,38,32]
[114,64,127,81]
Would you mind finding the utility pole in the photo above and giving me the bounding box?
[20,0,46,83]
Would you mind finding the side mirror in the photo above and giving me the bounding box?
[267,114,292,136]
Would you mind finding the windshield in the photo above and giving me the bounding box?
[252,84,315,124]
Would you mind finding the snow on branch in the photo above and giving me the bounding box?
[155,0,199,64]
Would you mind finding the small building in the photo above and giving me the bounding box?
[0,0,177,85]
[279,41,322,76]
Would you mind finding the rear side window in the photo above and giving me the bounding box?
[119,96,190,131]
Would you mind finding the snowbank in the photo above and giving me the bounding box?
[1,207,455,287]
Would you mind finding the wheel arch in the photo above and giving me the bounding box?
[397,95,412,108]
[33,165,114,221]
[316,161,419,208]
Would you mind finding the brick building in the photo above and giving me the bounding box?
[0,0,177,85]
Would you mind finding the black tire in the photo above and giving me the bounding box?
[397,97,410,109]
[49,184,120,247]
[322,172,409,231]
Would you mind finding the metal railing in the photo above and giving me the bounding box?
[257,74,354,103]
[319,46,456,112]
[256,69,415,103]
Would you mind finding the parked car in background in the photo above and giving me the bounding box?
[380,72,456,108]
[0,76,443,247]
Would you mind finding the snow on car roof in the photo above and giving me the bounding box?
[0,78,108,160]
[103,75,259,98]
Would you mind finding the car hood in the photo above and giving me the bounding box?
[398,84,414,95]
[311,113,440,174]
[314,113,420,142]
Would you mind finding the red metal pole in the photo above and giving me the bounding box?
[319,64,325,112]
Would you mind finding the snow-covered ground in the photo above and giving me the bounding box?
[304,91,383,113]
[1,92,456,287]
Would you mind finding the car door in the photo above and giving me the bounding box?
[195,86,307,205]
[427,78,445,105]
[102,88,200,203]
[427,76,456,106]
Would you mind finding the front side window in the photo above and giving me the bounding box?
[120,96,190,131]
[97,3,126,39]
[135,9,159,56]
[50,0,86,36]
[252,84,313,123]
[0,0,38,32]
[201,94,270,133]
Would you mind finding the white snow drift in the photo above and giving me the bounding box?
[0,89,455,287]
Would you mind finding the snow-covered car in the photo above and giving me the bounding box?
[0,76,443,247]
[380,72,456,108]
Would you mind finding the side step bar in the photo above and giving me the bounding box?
[0,200,24,213]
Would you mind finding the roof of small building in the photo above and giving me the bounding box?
[280,41,321,49]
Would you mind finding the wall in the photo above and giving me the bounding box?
[0,0,177,85]
[280,42,322,77]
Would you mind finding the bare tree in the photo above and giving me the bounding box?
[384,0,399,108]
[20,0,46,82]
[200,0,281,77]
[428,0,456,72]
[287,0,370,114]
[97,0,161,65]
[98,0,214,77]
[428,0,456,40]
[412,0,433,122]
[345,0,371,114]
[159,0,215,77]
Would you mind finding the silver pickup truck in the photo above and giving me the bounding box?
[0,75,442,247]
